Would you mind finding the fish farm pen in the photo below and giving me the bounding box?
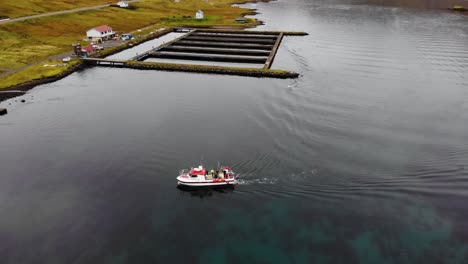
[83,28,308,78]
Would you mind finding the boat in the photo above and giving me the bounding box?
[449,5,467,11]
[177,165,236,187]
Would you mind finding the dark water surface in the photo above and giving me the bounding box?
[1,0,468,263]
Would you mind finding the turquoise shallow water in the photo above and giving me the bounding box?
[1,0,468,263]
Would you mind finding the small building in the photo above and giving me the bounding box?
[86,25,115,42]
[195,10,204,19]
[235,17,247,23]
[117,1,129,8]
[81,45,96,57]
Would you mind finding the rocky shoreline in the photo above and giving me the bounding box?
[0,62,85,102]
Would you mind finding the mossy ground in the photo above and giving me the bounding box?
[0,60,80,90]
[0,0,111,18]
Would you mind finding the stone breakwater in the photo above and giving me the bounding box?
[0,62,84,102]
[124,61,299,78]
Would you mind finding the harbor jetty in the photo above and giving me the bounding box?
[83,28,307,78]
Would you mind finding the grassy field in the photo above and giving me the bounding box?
[0,0,258,89]
[1,0,112,18]
[0,60,80,89]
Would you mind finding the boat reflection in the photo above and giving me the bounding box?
[176,184,235,198]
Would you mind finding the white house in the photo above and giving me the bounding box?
[195,10,204,19]
[117,1,129,8]
[86,25,115,41]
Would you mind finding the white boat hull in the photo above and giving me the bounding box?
[177,176,235,187]
[177,180,235,187]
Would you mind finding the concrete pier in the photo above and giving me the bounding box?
[195,29,308,36]
[160,46,271,56]
[173,41,274,50]
[82,58,126,65]
[264,32,284,69]
[183,36,277,44]
[191,32,279,39]
[144,30,289,68]
[129,29,197,61]
[125,61,300,79]
[149,52,268,63]
[82,28,307,78]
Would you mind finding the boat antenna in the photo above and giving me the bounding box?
[217,161,220,169]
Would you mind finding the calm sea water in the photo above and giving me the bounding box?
[1,0,468,263]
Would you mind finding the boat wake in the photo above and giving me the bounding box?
[234,177,279,185]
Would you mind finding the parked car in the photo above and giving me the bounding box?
[121,33,133,40]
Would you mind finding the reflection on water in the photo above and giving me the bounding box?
[1,0,468,263]
[177,185,235,198]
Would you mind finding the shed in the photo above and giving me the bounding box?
[86,25,115,41]
[195,10,204,19]
[81,45,96,56]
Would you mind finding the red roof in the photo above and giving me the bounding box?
[82,45,96,52]
[93,25,112,32]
